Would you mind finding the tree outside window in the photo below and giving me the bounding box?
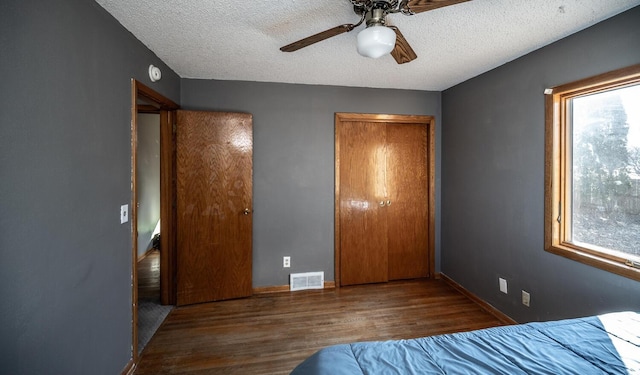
[572,86,640,258]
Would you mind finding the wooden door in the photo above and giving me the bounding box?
[336,113,435,287]
[176,110,253,306]
[386,123,429,280]
[339,121,388,286]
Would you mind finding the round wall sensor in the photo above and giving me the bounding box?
[148,65,162,82]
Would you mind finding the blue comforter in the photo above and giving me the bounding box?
[291,311,640,374]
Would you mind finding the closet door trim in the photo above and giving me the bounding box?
[334,113,436,288]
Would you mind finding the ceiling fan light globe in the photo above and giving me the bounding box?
[356,25,396,59]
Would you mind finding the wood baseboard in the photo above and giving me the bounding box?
[324,281,336,289]
[440,273,517,325]
[121,359,135,375]
[137,247,156,263]
[253,281,336,295]
[253,285,289,294]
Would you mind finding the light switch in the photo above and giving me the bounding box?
[121,204,129,224]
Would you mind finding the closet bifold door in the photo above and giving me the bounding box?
[338,120,389,286]
[386,123,429,280]
[336,113,433,287]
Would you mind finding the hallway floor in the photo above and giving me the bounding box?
[137,249,173,353]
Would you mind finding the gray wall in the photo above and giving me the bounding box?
[137,113,161,257]
[441,6,640,323]
[0,0,180,373]
[181,81,441,287]
[4,0,635,372]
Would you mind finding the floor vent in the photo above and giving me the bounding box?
[290,271,324,291]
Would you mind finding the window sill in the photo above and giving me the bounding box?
[545,243,640,282]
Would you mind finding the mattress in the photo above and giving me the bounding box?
[290,311,640,374]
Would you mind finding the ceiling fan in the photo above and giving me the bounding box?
[280,0,470,64]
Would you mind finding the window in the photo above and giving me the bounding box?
[545,64,640,281]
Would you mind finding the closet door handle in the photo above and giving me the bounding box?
[386,200,391,206]
[379,201,385,207]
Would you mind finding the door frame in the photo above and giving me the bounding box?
[130,80,179,363]
[334,113,436,287]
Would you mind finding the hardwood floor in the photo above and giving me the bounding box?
[138,249,161,300]
[137,249,173,353]
[135,279,506,375]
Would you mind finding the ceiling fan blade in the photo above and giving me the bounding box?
[389,27,417,64]
[404,0,471,14]
[280,24,355,52]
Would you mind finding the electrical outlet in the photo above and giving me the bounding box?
[120,204,128,224]
[522,290,531,307]
[283,256,291,268]
[499,278,508,294]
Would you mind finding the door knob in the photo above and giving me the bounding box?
[379,201,385,207]
[243,208,251,215]
[386,200,391,206]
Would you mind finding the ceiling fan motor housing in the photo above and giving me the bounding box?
[354,0,398,26]
[366,7,389,27]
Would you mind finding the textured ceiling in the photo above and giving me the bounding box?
[95,0,639,91]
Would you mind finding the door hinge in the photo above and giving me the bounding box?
[557,201,561,223]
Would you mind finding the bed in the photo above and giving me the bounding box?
[290,311,640,374]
